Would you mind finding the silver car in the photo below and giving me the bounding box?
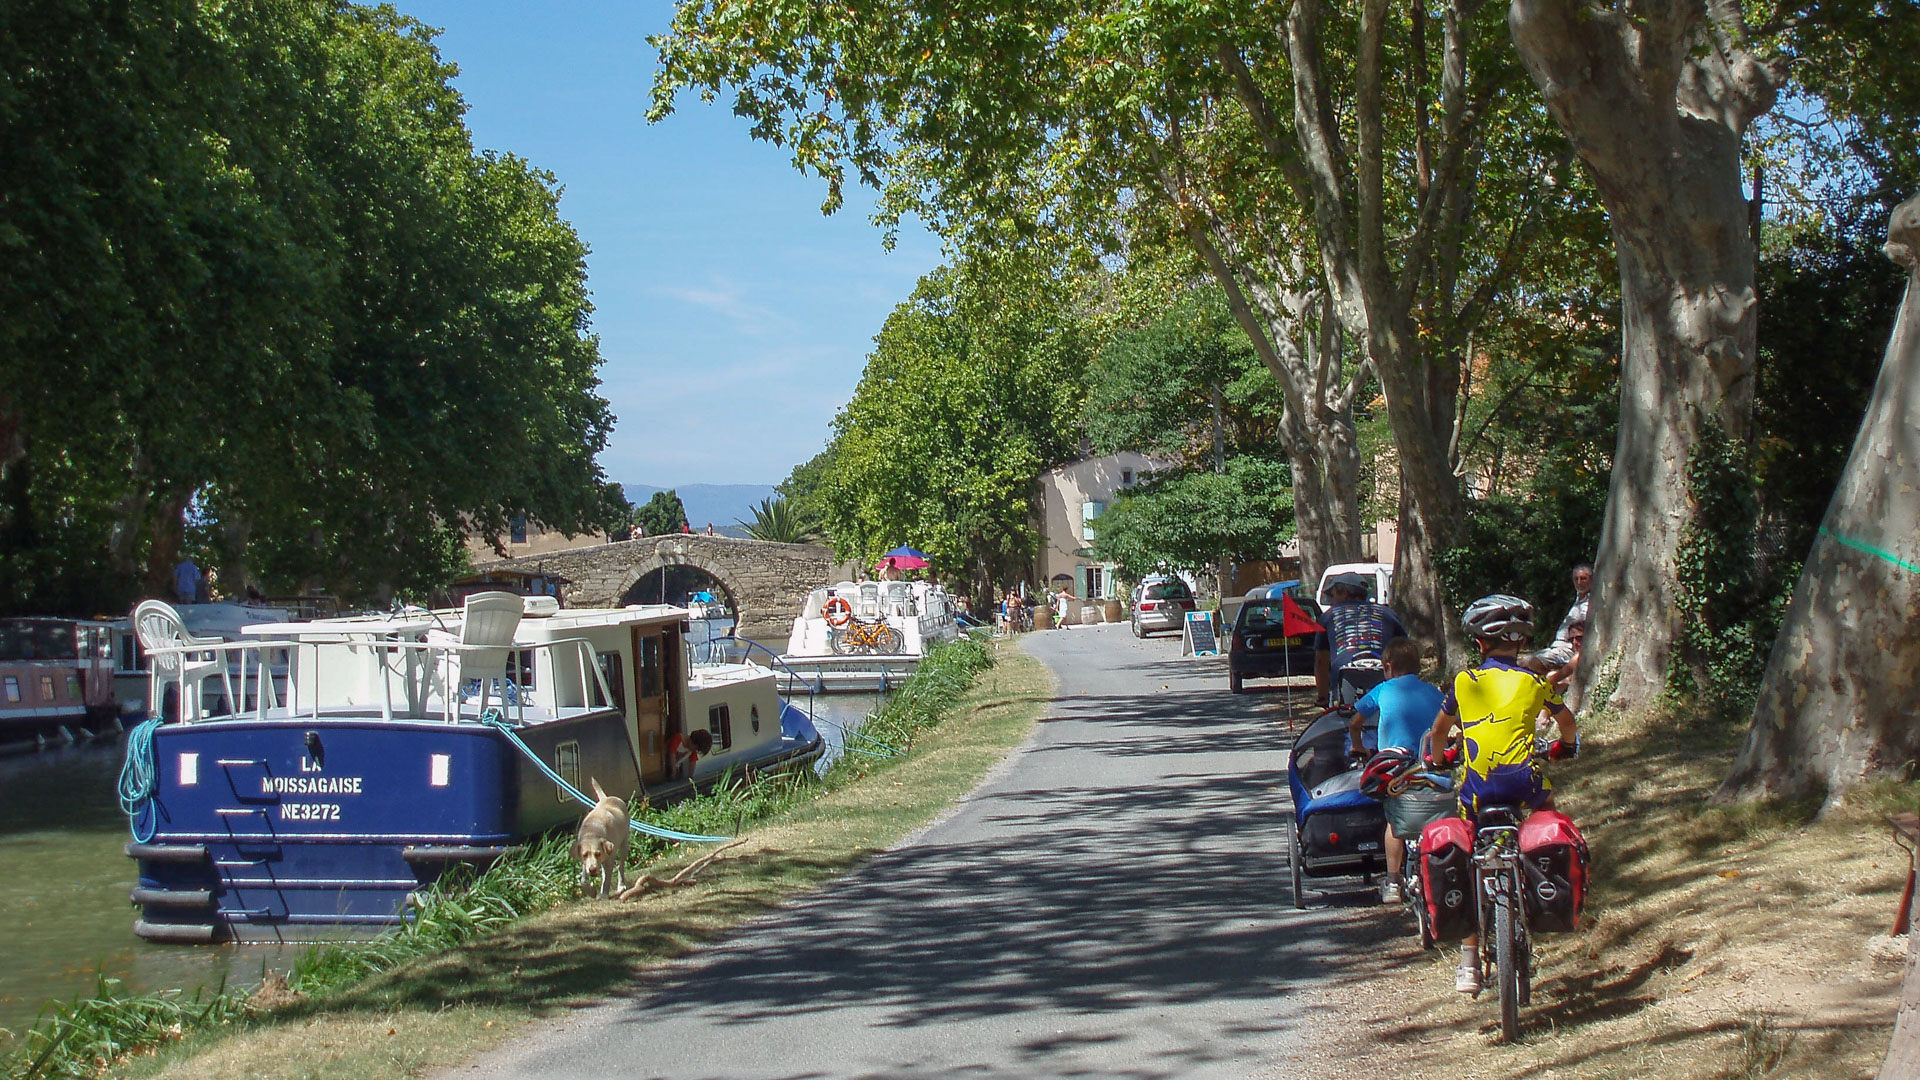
[1131,577,1196,637]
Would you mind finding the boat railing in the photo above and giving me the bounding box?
[141,635,615,726]
[705,634,817,728]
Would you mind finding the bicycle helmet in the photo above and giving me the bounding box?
[1460,593,1535,642]
[1360,747,1414,799]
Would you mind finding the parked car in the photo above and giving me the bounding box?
[1131,576,1197,637]
[1315,561,1393,607]
[1229,583,1322,693]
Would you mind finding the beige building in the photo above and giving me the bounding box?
[1035,452,1161,599]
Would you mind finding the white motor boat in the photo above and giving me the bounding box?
[778,580,961,692]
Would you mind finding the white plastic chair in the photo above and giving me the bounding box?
[430,592,525,722]
[133,600,233,721]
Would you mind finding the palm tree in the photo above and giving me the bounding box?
[736,497,824,544]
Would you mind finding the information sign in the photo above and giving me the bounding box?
[1184,610,1220,656]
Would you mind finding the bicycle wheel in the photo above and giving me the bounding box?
[878,626,904,653]
[1495,888,1522,1042]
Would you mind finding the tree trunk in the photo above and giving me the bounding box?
[1583,204,1760,706]
[144,492,188,598]
[1720,193,1920,802]
[1508,0,1780,711]
[1880,911,1920,1080]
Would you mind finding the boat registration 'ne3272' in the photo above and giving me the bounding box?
[123,595,821,943]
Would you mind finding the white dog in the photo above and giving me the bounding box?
[573,778,630,899]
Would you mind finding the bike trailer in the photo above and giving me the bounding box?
[1419,816,1477,942]
[1518,809,1589,933]
[1286,710,1387,873]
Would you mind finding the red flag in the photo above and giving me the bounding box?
[1281,593,1321,638]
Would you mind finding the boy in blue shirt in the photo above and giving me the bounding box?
[1348,637,1443,903]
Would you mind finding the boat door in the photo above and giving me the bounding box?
[630,623,685,782]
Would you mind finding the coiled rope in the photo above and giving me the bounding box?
[118,718,165,843]
[476,709,732,843]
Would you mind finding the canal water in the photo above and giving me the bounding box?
[0,690,885,1038]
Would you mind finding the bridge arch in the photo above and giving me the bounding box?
[473,534,852,640]
[617,547,747,614]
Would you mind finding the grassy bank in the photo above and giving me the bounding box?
[3,638,1048,1080]
[1312,702,1910,1079]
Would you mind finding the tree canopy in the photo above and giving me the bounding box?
[816,256,1088,598]
[0,1,615,611]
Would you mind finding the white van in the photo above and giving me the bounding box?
[1316,562,1393,607]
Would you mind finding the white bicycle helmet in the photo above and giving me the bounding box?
[1460,594,1535,642]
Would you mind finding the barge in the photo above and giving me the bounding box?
[123,595,821,943]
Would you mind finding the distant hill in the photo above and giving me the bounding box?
[622,483,778,539]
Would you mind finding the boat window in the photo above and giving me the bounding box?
[2,677,18,703]
[66,674,80,699]
[513,649,536,691]
[553,741,580,805]
[639,635,663,698]
[708,704,733,751]
[40,675,55,701]
[598,653,626,713]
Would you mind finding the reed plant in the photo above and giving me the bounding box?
[835,637,993,776]
[2,975,248,1080]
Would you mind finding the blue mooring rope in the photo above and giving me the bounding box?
[119,718,164,843]
[476,709,732,843]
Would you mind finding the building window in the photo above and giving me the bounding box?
[510,514,528,544]
[1080,500,1105,542]
[1121,468,1133,486]
[1085,566,1106,599]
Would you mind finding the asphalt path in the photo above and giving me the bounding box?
[453,623,1386,1080]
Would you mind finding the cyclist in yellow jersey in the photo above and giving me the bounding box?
[1425,594,1579,995]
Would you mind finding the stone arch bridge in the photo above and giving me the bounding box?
[475,535,855,639]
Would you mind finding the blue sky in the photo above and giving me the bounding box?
[394,1,943,488]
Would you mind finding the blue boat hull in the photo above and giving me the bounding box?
[128,711,640,942]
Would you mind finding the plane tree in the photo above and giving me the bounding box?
[816,257,1089,601]
[651,0,1602,639]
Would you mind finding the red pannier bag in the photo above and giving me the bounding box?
[1419,816,1476,942]
[1518,809,1589,933]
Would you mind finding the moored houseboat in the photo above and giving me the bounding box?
[122,595,821,943]
[0,617,119,748]
[778,580,961,692]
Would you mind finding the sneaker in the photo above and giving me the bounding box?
[1455,962,1482,996]
[1380,880,1404,905]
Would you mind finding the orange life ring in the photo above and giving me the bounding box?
[823,596,854,627]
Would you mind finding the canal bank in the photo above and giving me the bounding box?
[0,677,886,1039]
[6,638,1045,1079]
